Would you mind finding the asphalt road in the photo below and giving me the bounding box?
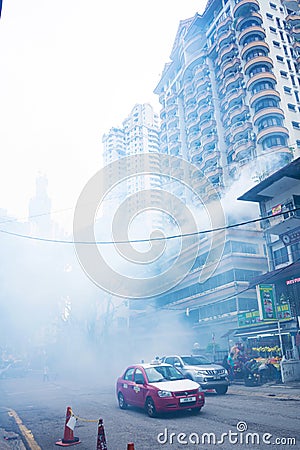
[0,374,299,450]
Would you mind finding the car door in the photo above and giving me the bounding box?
[121,367,135,405]
[130,368,147,407]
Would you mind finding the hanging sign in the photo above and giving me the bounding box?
[256,284,277,321]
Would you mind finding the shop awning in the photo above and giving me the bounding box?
[250,261,300,286]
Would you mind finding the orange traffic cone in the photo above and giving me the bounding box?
[56,406,81,447]
[96,418,107,450]
[127,444,135,450]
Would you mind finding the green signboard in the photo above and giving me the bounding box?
[256,284,277,321]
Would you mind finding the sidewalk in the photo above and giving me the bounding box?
[229,380,300,400]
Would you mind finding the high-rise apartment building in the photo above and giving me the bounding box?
[154,0,300,203]
[101,103,163,232]
[144,0,300,347]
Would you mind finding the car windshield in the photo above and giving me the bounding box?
[145,365,185,382]
[181,356,211,366]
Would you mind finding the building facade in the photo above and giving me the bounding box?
[144,0,300,349]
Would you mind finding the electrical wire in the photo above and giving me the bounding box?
[0,206,299,245]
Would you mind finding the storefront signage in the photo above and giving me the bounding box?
[238,310,263,327]
[272,204,282,215]
[256,284,277,321]
[281,226,300,246]
[286,277,300,286]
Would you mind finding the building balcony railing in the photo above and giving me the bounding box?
[202,133,217,151]
[253,107,285,125]
[241,40,269,59]
[238,25,266,46]
[216,15,232,36]
[235,12,263,31]
[216,30,235,52]
[221,57,241,77]
[233,0,260,19]
[246,71,276,90]
[249,89,281,108]
[244,55,273,75]
[286,13,300,27]
[256,126,289,144]
[216,43,238,67]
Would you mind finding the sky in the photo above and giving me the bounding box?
[0,0,208,231]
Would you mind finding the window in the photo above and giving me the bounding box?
[270,2,277,9]
[296,91,300,102]
[284,86,292,94]
[262,135,287,149]
[257,116,283,131]
[291,75,296,86]
[266,13,273,20]
[283,45,288,56]
[273,247,288,266]
[280,70,288,77]
[276,55,284,62]
[276,17,281,28]
[134,369,145,384]
[231,241,259,254]
[292,121,300,129]
[270,26,277,33]
[254,98,279,112]
[273,41,280,48]
[124,368,134,381]
[288,103,296,111]
[252,81,275,94]
[287,60,292,70]
[279,31,285,41]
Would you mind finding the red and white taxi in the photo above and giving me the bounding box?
[116,362,205,417]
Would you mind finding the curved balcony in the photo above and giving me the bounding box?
[184,89,195,104]
[167,113,178,128]
[217,43,238,66]
[221,72,244,95]
[204,166,222,179]
[286,13,300,27]
[225,103,248,123]
[194,64,209,78]
[200,119,216,135]
[233,0,260,18]
[231,121,252,142]
[226,87,245,109]
[216,15,232,36]
[196,89,212,104]
[257,126,289,144]
[238,25,266,46]
[168,127,180,141]
[188,129,202,146]
[166,93,177,107]
[166,101,177,116]
[222,57,241,77]
[233,137,255,154]
[253,107,284,125]
[244,55,273,75]
[186,115,199,129]
[249,89,281,108]
[158,91,165,106]
[203,150,220,166]
[202,133,217,151]
[160,109,166,120]
[246,71,276,91]
[281,1,299,11]
[199,104,214,122]
[291,26,300,39]
[185,102,198,117]
[195,75,210,92]
[235,12,263,31]
[241,40,269,60]
[216,30,235,52]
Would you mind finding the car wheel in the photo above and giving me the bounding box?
[191,407,201,414]
[145,397,157,418]
[215,386,228,395]
[118,392,128,410]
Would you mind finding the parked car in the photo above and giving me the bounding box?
[116,362,205,417]
[161,354,229,395]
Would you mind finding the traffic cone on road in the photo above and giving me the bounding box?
[127,443,135,450]
[56,406,81,447]
[96,418,108,450]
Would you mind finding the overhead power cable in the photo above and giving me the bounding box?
[0,207,299,245]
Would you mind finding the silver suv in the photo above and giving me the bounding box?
[161,355,229,395]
